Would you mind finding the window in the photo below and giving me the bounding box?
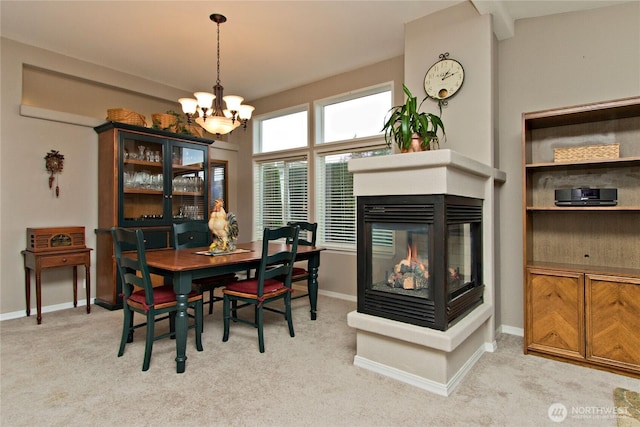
[253,83,393,249]
[209,160,228,213]
[253,159,308,237]
[316,85,391,144]
[256,109,308,153]
[316,149,390,247]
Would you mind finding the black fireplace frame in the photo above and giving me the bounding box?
[357,194,484,330]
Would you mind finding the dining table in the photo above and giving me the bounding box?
[139,241,324,373]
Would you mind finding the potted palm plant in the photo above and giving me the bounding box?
[382,84,446,152]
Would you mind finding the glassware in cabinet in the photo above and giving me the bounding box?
[171,143,206,221]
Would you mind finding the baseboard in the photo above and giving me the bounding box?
[318,289,356,302]
[0,299,93,321]
[2,289,356,321]
[498,324,524,337]
[290,284,356,303]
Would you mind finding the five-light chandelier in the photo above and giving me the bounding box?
[179,13,254,135]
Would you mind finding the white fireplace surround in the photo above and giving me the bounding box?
[348,149,506,396]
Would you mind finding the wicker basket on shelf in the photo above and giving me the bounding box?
[553,143,619,162]
[151,113,178,132]
[184,123,204,138]
[106,108,147,127]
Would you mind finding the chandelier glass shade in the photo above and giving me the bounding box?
[178,13,254,135]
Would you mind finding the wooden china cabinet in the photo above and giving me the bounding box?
[94,122,213,309]
[522,96,640,378]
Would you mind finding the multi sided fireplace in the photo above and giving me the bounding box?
[357,194,484,331]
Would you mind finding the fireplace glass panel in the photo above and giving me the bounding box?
[447,223,473,298]
[370,223,431,300]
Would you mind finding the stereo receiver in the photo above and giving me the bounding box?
[554,188,617,206]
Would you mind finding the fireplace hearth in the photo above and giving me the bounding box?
[357,194,483,330]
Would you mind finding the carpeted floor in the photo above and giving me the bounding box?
[1,295,638,426]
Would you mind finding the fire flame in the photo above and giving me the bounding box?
[388,242,429,290]
[405,243,427,273]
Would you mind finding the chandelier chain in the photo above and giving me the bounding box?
[216,20,221,86]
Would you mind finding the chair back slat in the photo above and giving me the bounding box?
[172,222,211,249]
[287,221,317,247]
[111,227,154,306]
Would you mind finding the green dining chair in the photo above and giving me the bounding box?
[112,227,203,371]
[222,225,299,353]
[172,222,238,316]
[286,221,317,302]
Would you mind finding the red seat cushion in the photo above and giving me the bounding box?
[128,285,198,311]
[224,278,285,296]
[291,267,308,277]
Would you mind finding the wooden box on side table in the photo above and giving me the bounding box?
[27,226,86,252]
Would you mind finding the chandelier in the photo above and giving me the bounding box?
[179,13,254,135]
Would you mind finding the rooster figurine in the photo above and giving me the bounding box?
[208,199,239,252]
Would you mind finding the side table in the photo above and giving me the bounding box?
[22,248,92,324]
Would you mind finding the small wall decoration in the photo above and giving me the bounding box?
[44,149,64,197]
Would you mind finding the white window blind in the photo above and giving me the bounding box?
[317,149,390,247]
[254,159,308,239]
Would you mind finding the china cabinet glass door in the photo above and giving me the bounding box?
[171,142,206,222]
[118,132,208,226]
[120,133,166,226]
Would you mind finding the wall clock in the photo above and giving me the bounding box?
[44,149,64,197]
[424,52,464,104]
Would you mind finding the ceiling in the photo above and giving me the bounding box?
[0,1,630,102]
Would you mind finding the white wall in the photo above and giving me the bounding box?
[405,2,494,166]
[1,39,100,316]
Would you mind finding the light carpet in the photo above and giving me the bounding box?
[1,295,638,426]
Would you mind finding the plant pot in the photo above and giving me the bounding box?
[401,136,429,153]
[402,137,438,153]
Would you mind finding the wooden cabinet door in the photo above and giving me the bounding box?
[526,268,585,360]
[586,274,640,373]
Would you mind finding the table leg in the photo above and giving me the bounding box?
[308,267,318,320]
[25,266,31,317]
[73,266,78,308]
[85,264,91,314]
[173,272,191,374]
[308,252,321,320]
[35,271,42,325]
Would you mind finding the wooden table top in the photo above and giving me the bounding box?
[141,241,324,272]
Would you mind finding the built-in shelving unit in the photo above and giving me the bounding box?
[522,96,640,378]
